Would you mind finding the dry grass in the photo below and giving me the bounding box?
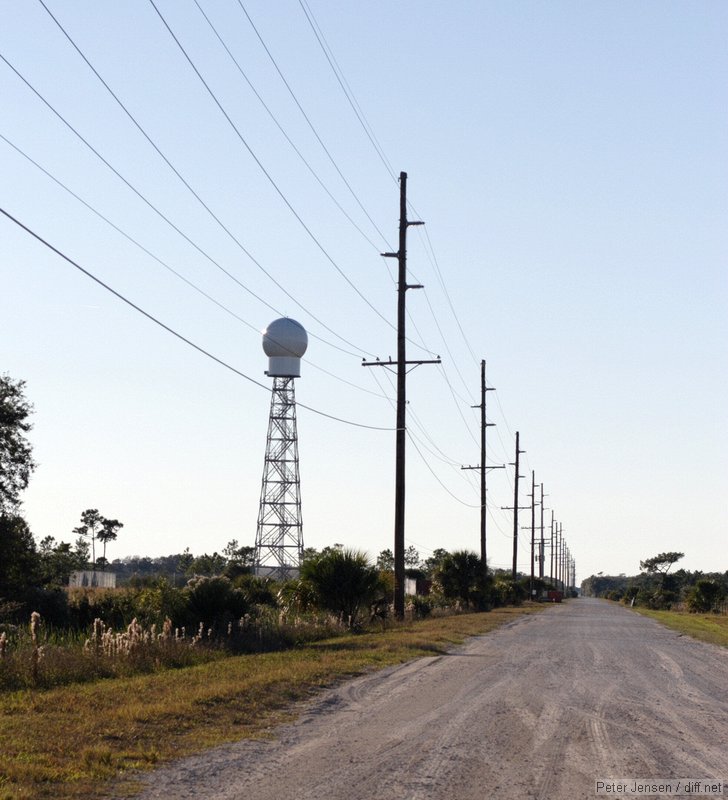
[0,606,540,799]
[630,606,728,647]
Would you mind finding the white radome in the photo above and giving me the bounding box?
[262,317,308,377]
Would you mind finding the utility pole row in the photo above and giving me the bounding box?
[365,171,576,613]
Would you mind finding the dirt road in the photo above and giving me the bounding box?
[130,599,728,799]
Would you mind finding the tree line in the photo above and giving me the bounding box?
[581,552,727,613]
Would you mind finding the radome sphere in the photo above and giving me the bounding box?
[262,317,308,377]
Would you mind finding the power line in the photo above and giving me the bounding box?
[291,0,483,403]
[191,0,387,255]
[406,432,480,509]
[373,245,483,451]
[417,225,481,368]
[0,133,391,406]
[293,2,486,398]
[148,0,415,347]
[286,2,514,461]
[371,366,478,481]
[421,288,478,405]
[237,0,394,248]
[436,365,481,451]
[0,206,396,432]
[403,537,436,556]
[487,506,512,539]
[0,52,375,360]
[28,5,374,359]
[296,0,398,183]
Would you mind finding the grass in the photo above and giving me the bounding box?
[630,606,728,648]
[0,611,345,693]
[0,605,541,800]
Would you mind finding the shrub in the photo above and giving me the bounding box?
[299,549,383,628]
[183,576,248,629]
[407,595,433,619]
[133,580,188,627]
[686,580,726,613]
[433,550,491,609]
[233,574,278,607]
[66,588,139,630]
[491,577,526,608]
[643,589,679,610]
[276,579,319,618]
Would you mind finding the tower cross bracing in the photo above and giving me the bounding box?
[254,376,303,579]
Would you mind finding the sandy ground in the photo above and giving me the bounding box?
[125,599,728,799]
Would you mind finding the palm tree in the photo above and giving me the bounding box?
[435,550,490,609]
[300,548,383,628]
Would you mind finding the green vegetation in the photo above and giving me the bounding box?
[581,551,727,614]
[299,548,384,628]
[630,607,728,648]
[0,374,35,517]
[0,607,541,800]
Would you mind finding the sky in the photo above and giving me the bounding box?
[2,1,726,583]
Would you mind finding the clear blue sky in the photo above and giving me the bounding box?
[2,1,726,581]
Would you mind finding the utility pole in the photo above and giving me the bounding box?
[523,474,546,597]
[501,432,526,581]
[566,547,571,591]
[461,359,503,575]
[512,432,525,580]
[550,512,555,586]
[557,526,562,590]
[362,171,440,619]
[567,547,572,594]
[529,470,536,598]
[539,484,547,579]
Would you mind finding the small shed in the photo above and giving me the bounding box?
[69,571,117,589]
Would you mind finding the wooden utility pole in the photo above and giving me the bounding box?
[539,484,546,579]
[511,432,525,581]
[550,511,555,586]
[566,545,571,593]
[502,433,528,581]
[530,470,536,598]
[362,172,439,619]
[462,360,502,575]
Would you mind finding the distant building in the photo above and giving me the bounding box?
[405,576,431,596]
[254,565,300,580]
[69,571,117,589]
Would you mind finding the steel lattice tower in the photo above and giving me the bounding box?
[255,377,303,579]
[254,318,307,580]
